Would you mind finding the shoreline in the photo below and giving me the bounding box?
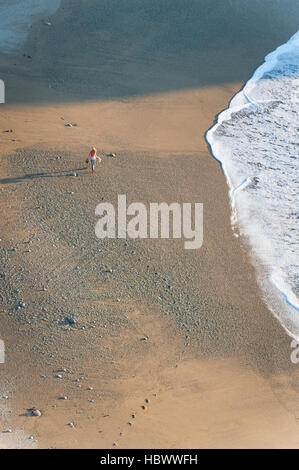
[206,30,299,341]
[1,0,299,449]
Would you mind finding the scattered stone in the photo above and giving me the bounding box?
[59,396,68,400]
[1,396,8,400]
[32,409,41,417]
[66,317,75,325]
[67,422,75,428]
[108,153,116,157]
[72,173,77,177]
[131,414,135,419]
[55,368,68,373]
[41,375,47,379]
[140,335,149,341]
[2,429,12,433]
[86,387,93,391]
[27,435,34,440]
[141,405,146,410]
[145,399,149,404]
[43,21,52,26]
[54,374,63,379]
[65,123,78,127]
[3,129,13,133]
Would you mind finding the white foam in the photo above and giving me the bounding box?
[206,31,299,340]
[0,0,61,53]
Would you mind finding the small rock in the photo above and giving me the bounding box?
[86,387,93,391]
[72,173,77,177]
[32,409,41,417]
[1,396,8,400]
[140,336,149,341]
[59,396,68,400]
[67,422,75,428]
[27,436,34,440]
[2,429,12,433]
[54,374,63,379]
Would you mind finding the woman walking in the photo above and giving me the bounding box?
[87,147,101,173]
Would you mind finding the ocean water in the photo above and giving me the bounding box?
[206,31,299,339]
[0,0,60,53]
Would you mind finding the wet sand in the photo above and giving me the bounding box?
[0,0,299,449]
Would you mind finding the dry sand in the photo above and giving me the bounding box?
[0,0,299,449]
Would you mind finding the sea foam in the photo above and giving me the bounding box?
[206,31,299,339]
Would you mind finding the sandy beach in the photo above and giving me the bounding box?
[0,0,299,449]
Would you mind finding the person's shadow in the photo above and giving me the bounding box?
[0,167,88,184]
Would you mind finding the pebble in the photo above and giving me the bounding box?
[86,387,93,391]
[59,396,68,400]
[27,435,34,440]
[54,374,63,379]
[32,409,41,417]
[2,429,12,433]
[72,173,77,177]
[1,396,8,400]
[67,422,74,428]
